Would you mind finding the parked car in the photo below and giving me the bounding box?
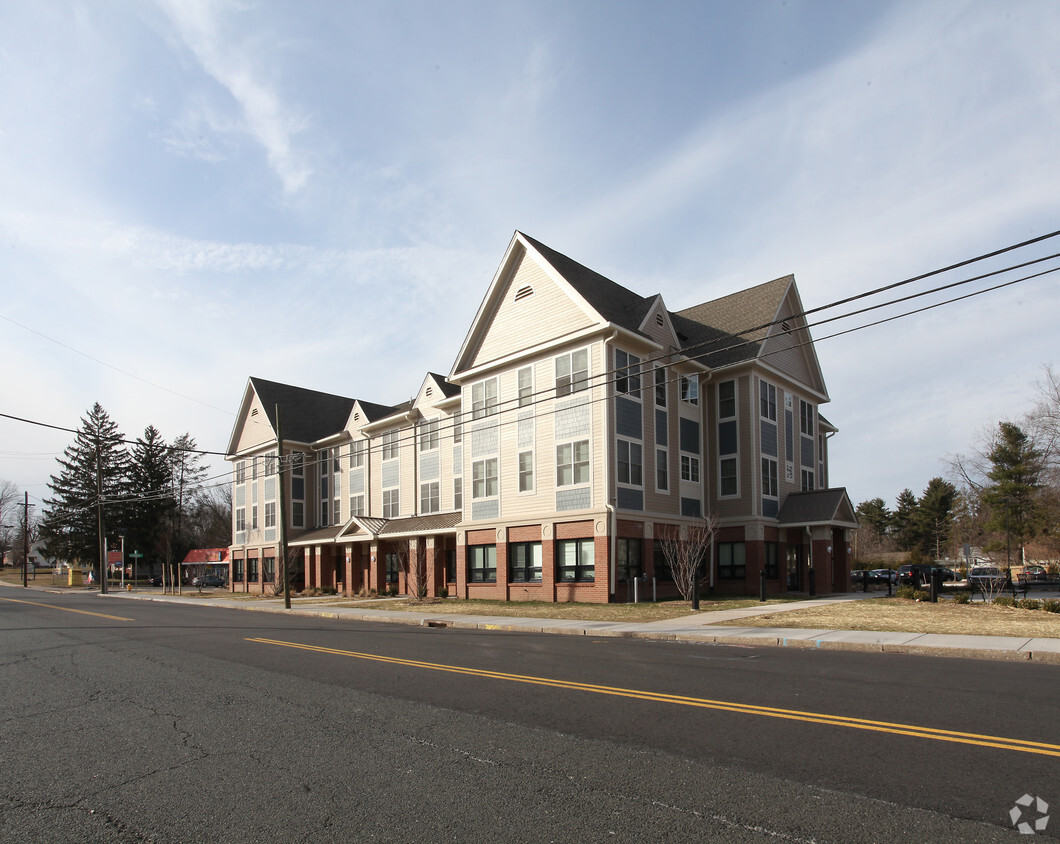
[1021,565,1048,580]
[870,568,897,584]
[897,564,954,586]
[148,576,163,586]
[192,575,226,588]
[968,565,1006,587]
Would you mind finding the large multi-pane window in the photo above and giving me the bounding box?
[656,447,669,492]
[801,469,815,492]
[350,494,365,516]
[518,451,534,492]
[557,538,595,582]
[453,477,463,510]
[382,431,400,460]
[655,367,667,407]
[800,400,815,435]
[385,553,402,585]
[718,380,738,497]
[510,542,542,582]
[762,457,779,498]
[555,349,589,397]
[760,381,777,421]
[680,376,698,405]
[764,542,779,580]
[235,461,246,484]
[383,488,400,518]
[232,558,244,582]
[472,458,498,499]
[248,558,259,583]
[680,454,700,483]
[468,545,497,583]
[263,557,275,583]
[420,481,440,514]
[235,508,246,533]
[264,501,276,529]
[350,439,365,468]
[616,538,642,580]
[617,440,643,486]
[517,367,533,407]
[615,349,641,396]
[472,378,498,419]
[556,440,590,486]
[420,420,439,451]
[717,541,746,580]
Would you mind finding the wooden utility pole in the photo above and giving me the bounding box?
[276,404,291,609]
[97,433,107,594]
[22,491,30,588]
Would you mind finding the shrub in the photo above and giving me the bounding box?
[993,595,1015,608]
[913,589,931,602]
[439,586,449,598]
[953,591,971,604]
[1042,599,1060,614]
[1016,598,1042,610]
[896,585,916,600]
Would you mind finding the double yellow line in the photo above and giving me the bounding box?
[247,637,1060,759]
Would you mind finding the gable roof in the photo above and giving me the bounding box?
[180,547,230,564]
[246,377,358,446]
[777,488,859,529]
[674,276,793,368]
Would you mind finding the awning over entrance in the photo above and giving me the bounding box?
[777,488,859,530]
[289,511,462,548]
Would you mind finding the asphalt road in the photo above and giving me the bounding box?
[0,591,1055,843]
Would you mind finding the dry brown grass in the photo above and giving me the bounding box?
[735,597,1060,638]
[342,596,804,623]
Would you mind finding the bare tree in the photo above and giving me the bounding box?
[658,516,717,604]
[0,479,19,563]
[395,539,429,601]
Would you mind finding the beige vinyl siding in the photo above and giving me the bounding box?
[471,252,597,370]
[235,395,275,454]
[760,328,815,389]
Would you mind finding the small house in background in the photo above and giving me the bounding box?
[181,548,230,584]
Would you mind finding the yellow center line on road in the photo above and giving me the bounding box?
[1,596,134,622]
[247,636,1060,759]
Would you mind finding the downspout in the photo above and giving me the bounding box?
[605,330,618,598]
[699,369,714,591]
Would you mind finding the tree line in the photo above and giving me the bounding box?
[30,403,230,583]
[855,366,1060,568]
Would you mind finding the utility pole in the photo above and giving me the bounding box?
[97,433,107,594]
[276,404,291,610]
[22,491,30,588]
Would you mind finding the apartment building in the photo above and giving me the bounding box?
[226,232,857,601]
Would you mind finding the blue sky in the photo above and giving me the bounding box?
[2,0,1058,514]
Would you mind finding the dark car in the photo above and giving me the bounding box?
[193,575,226,588]
[870,568,897,584]
[897,564,953,587]
[148,576,163,586]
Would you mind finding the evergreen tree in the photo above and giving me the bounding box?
[982,421,1044,565]
[914,477,957,558]
[127,425,175,569]
[891,488,920,551]
[168,433,208,567]
[39,404,131,577]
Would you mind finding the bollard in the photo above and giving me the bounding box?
[863,570,869,593]
[929,569,939,603]
[808,568,816,597]
[760,568,766,602]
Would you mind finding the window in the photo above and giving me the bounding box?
[655,367,667,407]
[263,556,275,583]
[801,469,815,492]
[556,440,590,486]
[235,461,246,484]
[472,458,498,499]
[680,376,698,405]
[382,431,399,460]
[445,549,456,582]
[420,481,440,514]
[656,448,669,492]
[251,458,259,481]
[616,538,641,580]
[518,367,533,408]
[265,455,277,476]
[332,447,341,474]
[264,501,276,529]
[251,505,258,530]
[518,451,534,493]
[555,349,589,397]
[320,499,329,527]
[718,542,746,580]
[452,412,463,444]
[350,440,365,468]
[383,488,400,518]
[800,400,815,436]
[615,349,641,396]
[247,558,259,583]
[333,495,341,524]
[681,454,700,483]
[385,553,402,585]
[472,379,498,419]
[653,539,672,581]
[510,542,542,582]
[233,558,244,582]
[762,457,778,497]
[719,380,736,419]
[350,494,365,517]
[420,420,439,452]
[454,477,463,510]
[764,542,779,580]
[557,538,595,582]
[292,501,304,528]
[760,381,777,421]
[468,545,497,583]
[235,508,246,533]
[617,440,643,486]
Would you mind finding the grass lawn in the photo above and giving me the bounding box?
[734,596,1060,639]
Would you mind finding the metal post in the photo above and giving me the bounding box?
[759,568,766,602]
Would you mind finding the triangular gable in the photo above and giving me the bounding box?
[758,281,828,401]
[638,294,680,349]
[777,488,859,529]
[413,372,460,412]
[451,232,606,378]
[227,378,277,456]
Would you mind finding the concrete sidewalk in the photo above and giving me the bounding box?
[82,586,1060,664]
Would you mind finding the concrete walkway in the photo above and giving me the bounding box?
[6,578,1058,663]
[74,585,1060,664]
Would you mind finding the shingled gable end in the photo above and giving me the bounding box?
[226,231,857,601]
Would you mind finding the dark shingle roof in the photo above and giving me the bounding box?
[248,377,357,445]
[427,373,461,399]
[674,276,792,368]
[521,233,654,334]
[777,488,859,528]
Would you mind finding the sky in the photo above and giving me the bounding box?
[1,0,1059,517]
